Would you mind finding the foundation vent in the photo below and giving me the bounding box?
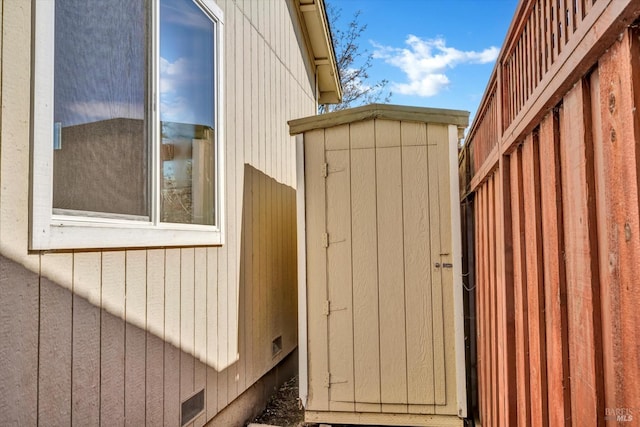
[181,388,205,425]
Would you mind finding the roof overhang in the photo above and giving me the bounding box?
[296,0,342,105]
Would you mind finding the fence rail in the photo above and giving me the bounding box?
[460,0,640,425]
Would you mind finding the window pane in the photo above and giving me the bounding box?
[160,0,216,225]
[53,0,149,218]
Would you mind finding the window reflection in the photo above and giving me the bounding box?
[52,0,148,218]
[160,0,216,225]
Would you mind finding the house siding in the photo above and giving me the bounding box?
[0,0,317,425]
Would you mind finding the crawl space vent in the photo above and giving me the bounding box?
[181,389,205,425]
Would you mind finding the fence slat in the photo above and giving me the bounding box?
[461,4,640,426]
[522,133,549,427]
[594,29,640,416]
[539,111,571,427]
[559,79,604,426]
[509,147,531,427]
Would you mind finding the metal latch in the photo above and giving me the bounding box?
[435,262,453,268]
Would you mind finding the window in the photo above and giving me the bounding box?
[32,0,224,249]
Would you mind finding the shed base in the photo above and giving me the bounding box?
[304,410,463,426]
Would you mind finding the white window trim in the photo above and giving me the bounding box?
[31,0,225,250]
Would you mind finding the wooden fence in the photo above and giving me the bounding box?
[460,0,640,425]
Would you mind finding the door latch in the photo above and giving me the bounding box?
[435,262,453,268]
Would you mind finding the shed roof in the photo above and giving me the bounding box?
[289,103,469,135]
[296,0,342,105]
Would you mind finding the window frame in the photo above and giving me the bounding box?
[31,0,225,250]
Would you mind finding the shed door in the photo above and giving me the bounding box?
[322,121,454,409]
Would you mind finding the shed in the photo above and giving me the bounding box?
[289,104,470,426]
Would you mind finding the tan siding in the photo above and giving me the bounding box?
[164,249,181,426]
[146,249,165,426]
[376,145,408,411]
[38,254,73,425]
[100,251,126,426]
[302,116,465,424]
[351,147,381,410]
[325,134,355,411]
[304,129,329,411]
[72,253,102,426]
[0,0,316,424]
[402,144,435,410]
[427,129,446,407]
[125,250,147,427]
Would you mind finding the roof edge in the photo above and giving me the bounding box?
[289,103,469,135]
[296,0,342,105]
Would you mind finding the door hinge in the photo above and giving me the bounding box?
[323,372,347,387]
[321,162,328,177]
[323,300,330,316]
[322,232,329,248]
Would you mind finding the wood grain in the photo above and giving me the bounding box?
[100,251,126,426]
[559,79,604,426]
[509,147,531,427]
[402,145,435,407]
[522,133,549,426]
[72,253,101,426]
[594,28,640,417]
[376,146,408,407]
[325,146,355,410]
[539,111,571,426]
[0,256,39,426]
[350,148,381,408]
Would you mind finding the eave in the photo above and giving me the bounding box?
[296,0,342,105]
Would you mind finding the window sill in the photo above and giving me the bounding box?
[31,216,224,250]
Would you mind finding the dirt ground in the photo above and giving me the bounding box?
[249,376,305,427]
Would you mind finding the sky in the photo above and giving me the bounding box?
[326,0,520,118]
[160,0,216,127]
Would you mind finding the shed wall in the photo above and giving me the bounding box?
[462,0,640,424]
[302,117,465,426]
[0,0,316,425]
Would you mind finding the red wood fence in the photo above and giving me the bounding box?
[460,0,640,425]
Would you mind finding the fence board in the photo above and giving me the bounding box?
[522,133,548,427]
[462,2,640,425]
[538,111,571,427]
[559,79,604,426]
[487,176,497,427]
[474,185,486,426]
[509,147,531,427]
[594,29,640,415]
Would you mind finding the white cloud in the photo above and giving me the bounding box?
[161,1,214,32]
[372,35,499,97]
[159,56,197,124]
[160,56,192,94]
[343,67,372,93]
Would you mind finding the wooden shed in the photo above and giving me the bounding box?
[289,104,469,426]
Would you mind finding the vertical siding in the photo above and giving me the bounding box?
[305,117,463,420]
[0,0,316,425]
[463,7,640,424]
